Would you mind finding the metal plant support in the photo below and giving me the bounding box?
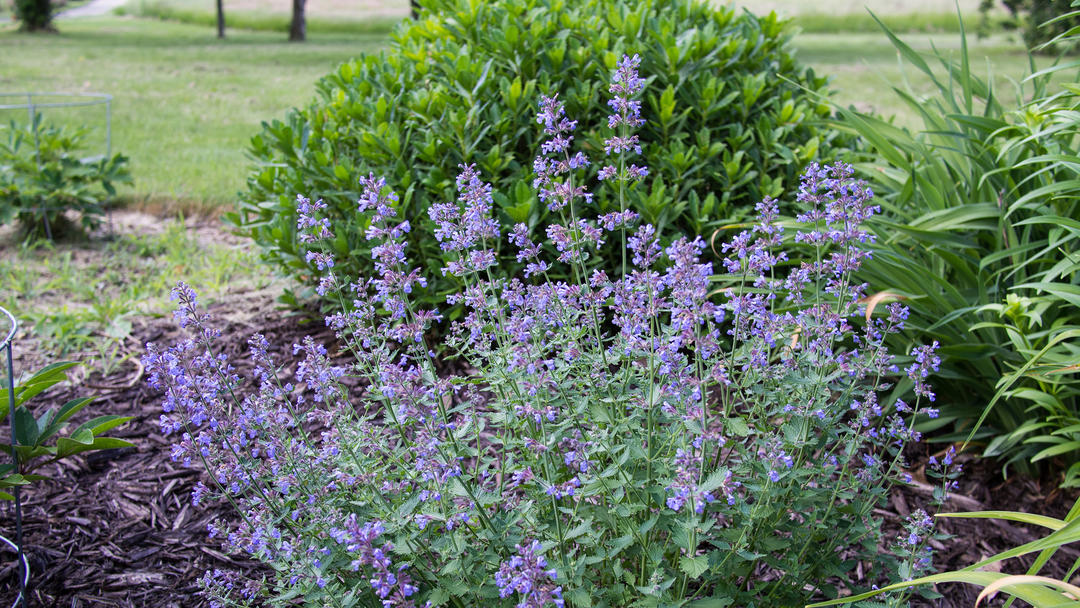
[0,307,27,608]
[0,92,114,239]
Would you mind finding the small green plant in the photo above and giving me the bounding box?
[972,295,1080,484]
[230,0,846,313]
[0,116,131,239]
[0,361,133,499]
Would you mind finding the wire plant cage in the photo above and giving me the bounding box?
[0,307,28,608]
[0,92,115,239]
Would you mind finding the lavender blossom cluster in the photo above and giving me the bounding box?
[145,55,941,608]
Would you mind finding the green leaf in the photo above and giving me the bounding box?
[806,570,1066,607]
[56,436,132,458]
[686,598,733,608]
[679,554,709,579]
[425,588,450,606]
[659,85,676,125]
[699,467,732,494]
[13,406,39,447]
[723,417,749,437]
[37,397,94,442]
[567,588,593,607]
[1031,441,1080,463]
[0,361,78,416]
[70,415,132,438]
[564,518,592,541]
[937,510,1065,531]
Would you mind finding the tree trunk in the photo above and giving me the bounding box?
[215,0,225,39]
[14,0,54,32]
[289,0,305,41]
[410,0,419,19]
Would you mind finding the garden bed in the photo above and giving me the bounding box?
[0,217,1077,607]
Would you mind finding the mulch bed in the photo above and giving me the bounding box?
[0,226,1077,607]
[0,288,325,608]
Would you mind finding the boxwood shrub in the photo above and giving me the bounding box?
[229,0,848,310]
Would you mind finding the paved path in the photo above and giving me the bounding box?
[0,0,126,22]
[57,0,128,18]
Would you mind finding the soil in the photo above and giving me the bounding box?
[0,218,1077,608]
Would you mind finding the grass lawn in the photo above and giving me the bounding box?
[796,31,1068,128]
[0,16,389,211]
[127,0,409,21]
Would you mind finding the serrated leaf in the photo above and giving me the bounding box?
[426,588,450,606]
[699,467,731,494]
[565,518,592,541]
[680,554,709,579]
[724,417,749,437]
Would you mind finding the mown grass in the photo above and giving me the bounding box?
[0,17,389,212]
[133,0,986,35]
[796,31,1066,128]
[119,1,401,36]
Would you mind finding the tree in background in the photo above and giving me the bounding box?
[13,0,54,31]
[215,0,224,38]
[980,0,1079,51]
[289,0,305,41]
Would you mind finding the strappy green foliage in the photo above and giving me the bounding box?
[829,9,1080,482]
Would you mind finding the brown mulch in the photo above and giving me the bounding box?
[0,223,1078,607]
[0,287,333,608]
[887,452,1080,607]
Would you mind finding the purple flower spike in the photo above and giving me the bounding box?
[601,54,648,184]
[533,94,592,212]
[429,164,500,277]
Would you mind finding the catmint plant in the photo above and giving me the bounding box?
[145,57,940,608]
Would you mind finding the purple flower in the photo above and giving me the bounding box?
[906,341,941,402]
[533,95,591,212]
[495,541,565,608]
[429,164,501,277]
[295,195,334,243]
[606,54,645,129]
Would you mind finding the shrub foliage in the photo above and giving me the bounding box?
[979,0,1080,51]
[230,0,845,311]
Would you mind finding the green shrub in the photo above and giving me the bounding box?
[835,14,1080,481]
[0,117,131,239]
[229,0,846,311]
